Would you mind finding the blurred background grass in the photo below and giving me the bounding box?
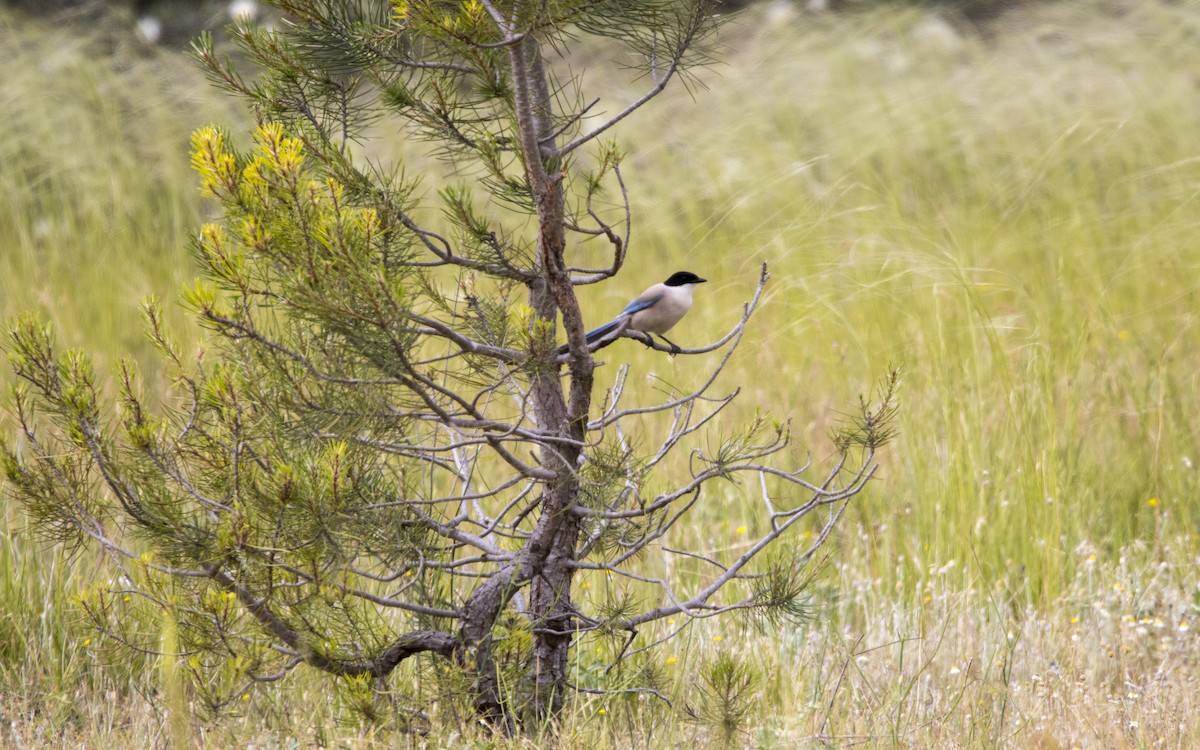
[0,3,241,714]
[592,0,1200,605]
[3,0,1200,745]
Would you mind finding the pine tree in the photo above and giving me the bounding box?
[3,0,895,730]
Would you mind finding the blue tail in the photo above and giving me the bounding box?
[584,318,623,343]
[555,317,625,356]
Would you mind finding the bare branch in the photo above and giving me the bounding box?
[568,163,632,284]
[567,681,672,708]
[558,3,710,157]
[205,563,459,678]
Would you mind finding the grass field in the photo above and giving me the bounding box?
[4,1,1200,747]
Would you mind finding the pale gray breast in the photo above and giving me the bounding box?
[629,286,694,334]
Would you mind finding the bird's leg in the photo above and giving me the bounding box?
[658,334,682,355]
[634,332,681,355]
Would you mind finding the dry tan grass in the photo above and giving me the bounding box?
[9,535,1200,749]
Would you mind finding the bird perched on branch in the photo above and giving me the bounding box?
[575,271,707,353]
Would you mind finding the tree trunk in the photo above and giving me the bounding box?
[518,33,593,723]
[460,31,594,727]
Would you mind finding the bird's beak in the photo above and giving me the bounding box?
[697,277,708,283]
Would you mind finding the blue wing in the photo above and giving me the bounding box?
[585,294,661,343]
[617,295,659,317]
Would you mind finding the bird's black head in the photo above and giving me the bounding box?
[663,271,707,286]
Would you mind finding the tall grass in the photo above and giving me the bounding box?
[0,4,241,720]
[5,1,1200,747]
[595,0,1200,604]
